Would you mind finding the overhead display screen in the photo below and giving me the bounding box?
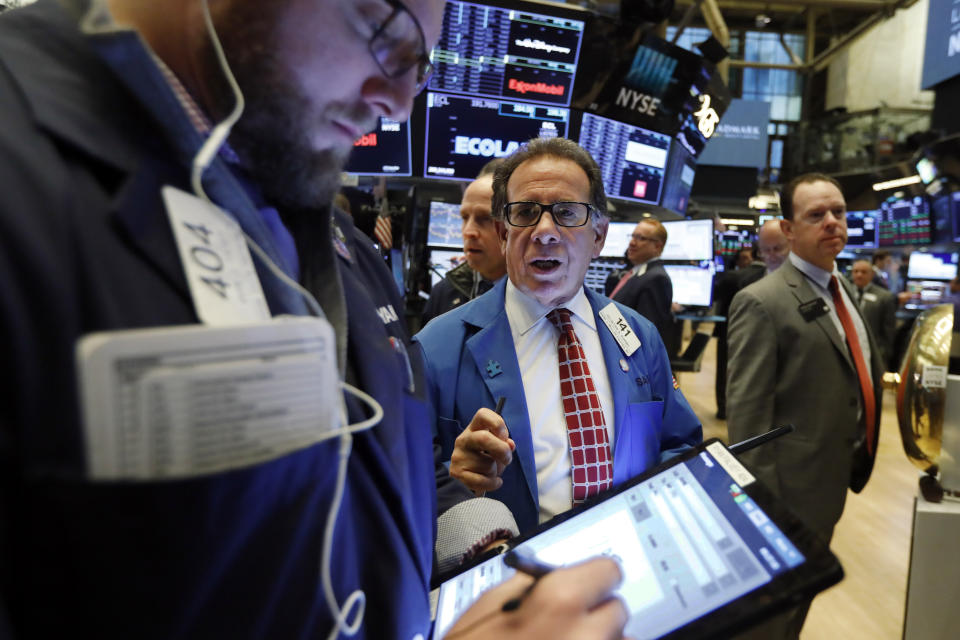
[845,210,879,249]
[878,197,931,246]
[424,92,569,181]
[429,0,586,106]
[578,112,671,205]
[697,99,771,169]
[907,252,959,281]
[661,219,715,261]
[343,117,411,176]
[660,144,696,215]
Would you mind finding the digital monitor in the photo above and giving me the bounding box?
[434,440,842,640]
[758,214,780,226]
[428,249,467,286]
[601,221,639,259]
[845,210,879,249]
[930,192,956,244]
[424,92,569,180]
[664,264,714,307]
[661,219,715,261]
[717,230,754,259]
[578,112,672,205]
[660,144,697,215]
[878,196,931,246]
[426,200,464,248]
[903,279,952,309]
[429,0,587,107]
[343,117,411,176]
[907,252,959,281]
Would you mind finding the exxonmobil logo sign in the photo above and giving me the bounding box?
[507,78,565,96]
[354,133,377,147]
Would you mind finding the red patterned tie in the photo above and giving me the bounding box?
[828,277,877,455]
[546,308,614,504]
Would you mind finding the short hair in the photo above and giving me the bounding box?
[853,258,872,268]
[779,172,842,220]
[638,217,667,246]
[872,250,890,265]
[491,137,607,223]
[477,157,505,178]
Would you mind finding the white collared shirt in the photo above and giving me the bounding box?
[788,253,872,386]
[504,281,615,522]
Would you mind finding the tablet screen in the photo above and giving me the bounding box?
[433,441,825,639]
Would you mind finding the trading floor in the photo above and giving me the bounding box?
[678,326,918,639]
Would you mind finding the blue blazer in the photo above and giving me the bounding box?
[414,280,702,532]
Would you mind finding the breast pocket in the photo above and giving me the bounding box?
[613,400,664,485]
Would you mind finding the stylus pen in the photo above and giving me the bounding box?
[501,550,558,612]
[728,424,796,456]
[494,396,505,415]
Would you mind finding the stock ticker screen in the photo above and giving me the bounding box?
[343,117,411,176]
[578,112,671,205]
[429,0,585,106]
[878,197,931,246]
[423,92,569,180]
[845,210,879,249]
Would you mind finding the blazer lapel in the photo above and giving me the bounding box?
[782,261,854,371]
[461,283,539,511]
[586,289,632,436]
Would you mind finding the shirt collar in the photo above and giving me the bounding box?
[504,280,596,336]
[788,251,839,289]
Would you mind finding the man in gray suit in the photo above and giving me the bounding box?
[727,173,883,639]
[851,258,897,370]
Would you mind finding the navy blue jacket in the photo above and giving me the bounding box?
[0,2,439,637]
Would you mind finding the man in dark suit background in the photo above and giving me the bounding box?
[851,258,897,370]
[727,173,883,639]
[605,217,676,351]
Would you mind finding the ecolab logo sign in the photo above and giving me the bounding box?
[508,78,565,96]
[454,136,521,157]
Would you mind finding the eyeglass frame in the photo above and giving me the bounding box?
[367,0,435,94]
[502,201,598,228]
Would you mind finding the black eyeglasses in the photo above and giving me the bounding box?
[503,202,596,228]
[368,0,435,94]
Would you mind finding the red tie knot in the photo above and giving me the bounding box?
[547,308,574,335]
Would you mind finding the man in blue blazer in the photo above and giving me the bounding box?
[415,138,702,533]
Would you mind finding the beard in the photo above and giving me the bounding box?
[209,6,362,214]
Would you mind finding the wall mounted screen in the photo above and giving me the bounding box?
[429,0,586,106]
[845,210,879,249]
[343,117,411,176]
[578,112,672,205]
[878,197,931,246]
[424,92,569,181]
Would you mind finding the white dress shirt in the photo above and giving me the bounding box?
[788,252,873,386]
[504,280,615,522]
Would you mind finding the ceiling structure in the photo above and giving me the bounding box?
[668,0,921,74]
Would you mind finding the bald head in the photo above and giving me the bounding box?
[758,219,789,272]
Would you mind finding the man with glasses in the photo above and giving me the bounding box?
[0,1,628,639]
[415,138,701,533]
[605,218,675,353]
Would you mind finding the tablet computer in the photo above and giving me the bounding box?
[432,438,843,639]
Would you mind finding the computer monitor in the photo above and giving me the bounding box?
[578,112,672,205]
[878,196,931,246]
[427,249,466,286]
[660,144,697,215]
[423,92,570,181]
[716,229,754,261]
[601,221,638,259]
[343,117,412,176]
[661,219,715,261]
[429,0,587,107]
[907,252,959,281]
[426,200,464,248]
[845,210,879,249]
[903,279,952,309]
[664,264,714,307]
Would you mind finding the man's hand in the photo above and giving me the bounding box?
[449,408,516,495]
[445,557,628,639]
